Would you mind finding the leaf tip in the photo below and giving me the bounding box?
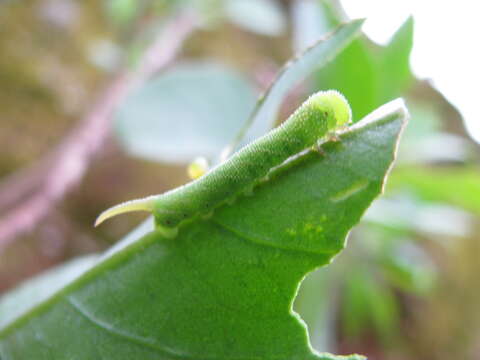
[352,17,367,27]
[350,98,409,130]
[388,98,410,123]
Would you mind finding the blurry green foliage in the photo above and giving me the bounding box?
[107,0,139,25]
[342,269,399,342]
[307,2,414,120]
[390,167,480,215]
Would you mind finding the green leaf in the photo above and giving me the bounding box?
[115,62,257,164]
[388,166,480,215]
[291,0,332,53]
[342,270,399,342]
[307,4,414,122]
[297,1,378,121]
[316,40,378,121]
[0,255,99,330]
[0,100,407,359]
[381,240,435,294]
[231,19,364,151]
[378,17,414,103]
[106,0,139,25]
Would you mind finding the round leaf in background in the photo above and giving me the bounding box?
[115,62,257,164]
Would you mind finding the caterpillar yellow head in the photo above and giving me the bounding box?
[308,90,352,130]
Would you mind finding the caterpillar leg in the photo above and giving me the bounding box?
[329,124,350,142]
[155,223,179,239]
[314,143,327,156]
[327,130,342,142]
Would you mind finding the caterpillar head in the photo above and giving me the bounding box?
[309,90,352,131]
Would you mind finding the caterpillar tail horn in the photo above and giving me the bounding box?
[94,196,156,226]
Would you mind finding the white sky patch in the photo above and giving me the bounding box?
[341,0,480,142]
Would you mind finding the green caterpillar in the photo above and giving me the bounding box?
[96,90,352,231]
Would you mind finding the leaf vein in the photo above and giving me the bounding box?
[66,296,187,359]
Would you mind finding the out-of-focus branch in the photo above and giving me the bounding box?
[0,11,198,251]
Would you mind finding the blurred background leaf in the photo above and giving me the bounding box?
[115,62,257,164]
[225,0,286,36]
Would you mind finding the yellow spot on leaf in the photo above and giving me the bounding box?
[286,228,297,236]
